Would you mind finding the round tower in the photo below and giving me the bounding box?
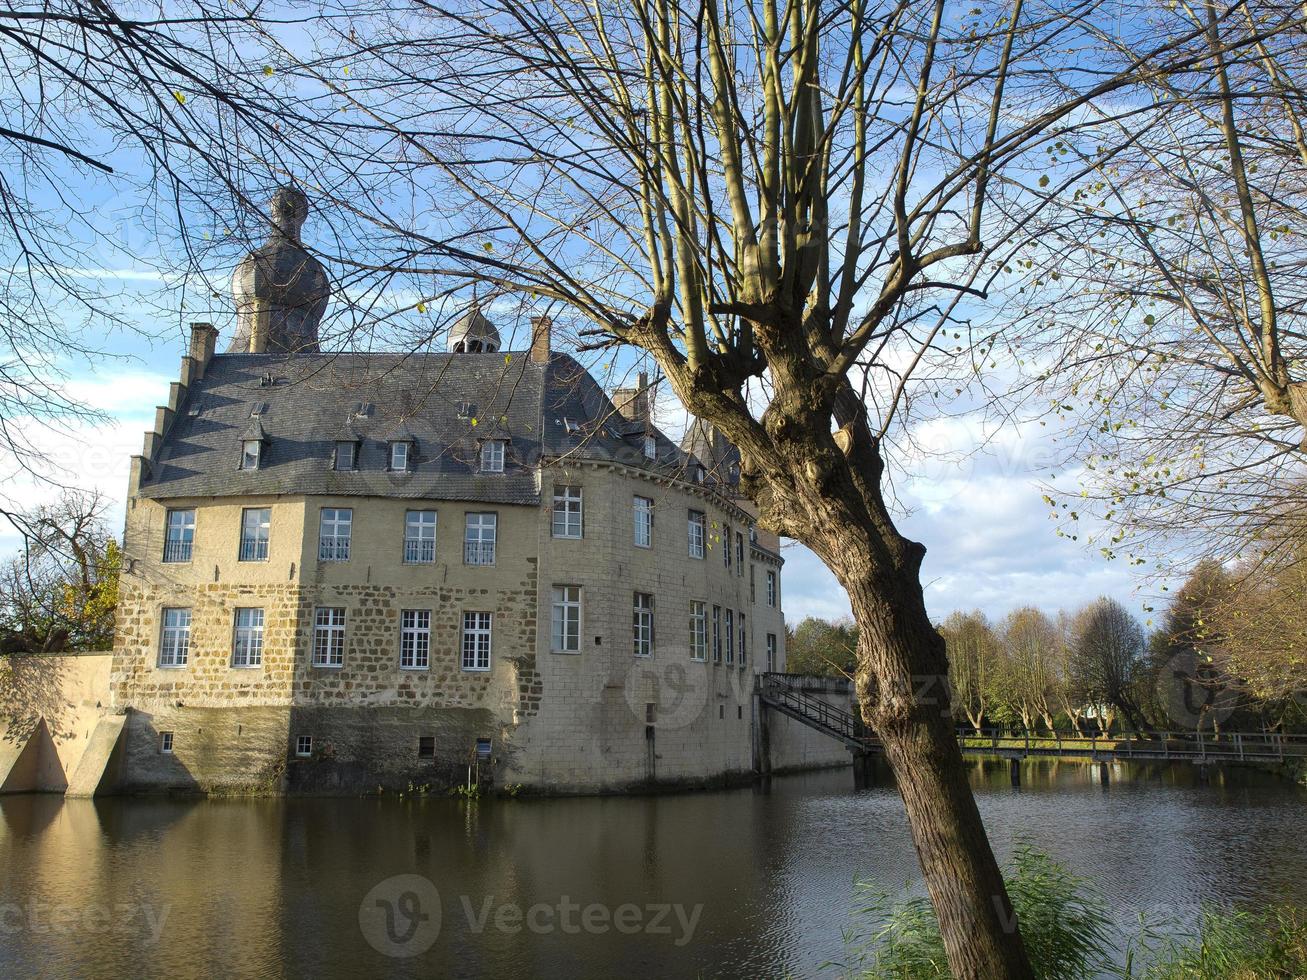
[448,306,500,353]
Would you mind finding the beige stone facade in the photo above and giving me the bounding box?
[107,372,822,794]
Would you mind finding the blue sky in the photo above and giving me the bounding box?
[0,263,1158,629]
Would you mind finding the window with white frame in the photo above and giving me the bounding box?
[158,607,191,668]
[551,585,581,652]
[633,496,653,549]
[163,509,195,563]
[738,611,747,666]
[464,513,497,565]
[159,732,174,754]
[725,608,735,665]
[462,611,492,670]
[688,510,706,559]
[711,605,722,663]
[689,601,708,661]
[766,633,777,673]
[238,507,271,562]
[723,524,732,569]
[643,434,656,460]
[552,485,582,538]
[480,439,506,473]
[389,441,411,471]
[319,508,352,561]
[312,607,346,667]
[633,592,654,657]
[334,440,357,471]
[735,531,744,573]
[241,440,261,470]
[399,609,431,669]
[404,510,437,563]
[295,735,313,757]
[231,608,265,668]
[767,570,777,607]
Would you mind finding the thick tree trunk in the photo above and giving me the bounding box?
[842,571,1033,979]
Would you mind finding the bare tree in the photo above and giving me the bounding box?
[0,490,118,653]
[997,607,1060,733]
[251,2,1307,973]
[1007,0,1307,572]
[1070,598,1148,734]
[940,611,999,732]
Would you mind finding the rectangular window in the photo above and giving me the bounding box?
[404,510,437,563]
[231,607,265,668]
[418,735,436,759]
[712,605,722,663]
[725,608,735,665]
[158,607,191,668]
[688,510,706,559]
[750,564,756,603]
[462,611,492,671]
[399,609,431,670]
[738,611,747,666]
[318,507,353,562]
[295,735,313,758]
[552,485,583,538]
[633,592,654,658]
[766,633,777,673]
[390,441,410,471]
[312,607,346,667]
[551,585,581,653]
[239,507,271,562]
[464,512,497,565]
[163,509,195,563]
[723,523,732,569]
[159,731,174,754]
[767,570,777,608]
[643,434,656,460]
[334,441,357,471]
[689,601,707,662]
[480,440,505,473]
[633,496,653,549]
[241,440,261,470]
[736,532,744,574]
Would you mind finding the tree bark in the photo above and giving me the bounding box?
[837,562,1033,979]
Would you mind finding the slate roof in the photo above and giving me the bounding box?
[139,350,705,503]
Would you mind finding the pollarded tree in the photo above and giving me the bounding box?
[940,611,1000,733]
[265,1,1301,973]
[998,607,1060,733]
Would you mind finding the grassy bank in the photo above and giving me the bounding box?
[837,846,1307,979]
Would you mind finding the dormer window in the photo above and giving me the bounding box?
[564,417,582,435]
[241,440,261,470]
[334,441,358,471]
[390,441,411,472]
[643,434,656,460]
[693,464,705,484]
[480,440,505,473]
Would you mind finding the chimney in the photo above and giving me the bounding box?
[189,322,219,378]
[529,315,552,364]
[613,370,651,427]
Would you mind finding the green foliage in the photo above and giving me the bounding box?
[842,846,1114,979]
[1143,908,1307,979]
[840,847,1307,980]
[785,616,857,678]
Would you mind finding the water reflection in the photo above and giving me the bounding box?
[1,761,1304,978]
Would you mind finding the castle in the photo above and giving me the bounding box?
[101,187,821,794]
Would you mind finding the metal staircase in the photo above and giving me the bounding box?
[756,673,873,751]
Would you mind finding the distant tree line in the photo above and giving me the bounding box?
[787,558,1307,735]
